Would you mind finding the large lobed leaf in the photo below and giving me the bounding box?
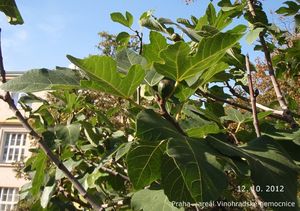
[207,135,299,210]
[0,68,80,92]
[163,137,227,203]
[154,25,246,85]
[0,0,23,24]
[127,141,166,189]
[143,31,167,66]
[134,110,228,203]
[67,55,145,98]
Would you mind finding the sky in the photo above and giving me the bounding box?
[0,0,286,72]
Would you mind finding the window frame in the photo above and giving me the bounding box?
[0,187,19,211]
[0,127,28,164]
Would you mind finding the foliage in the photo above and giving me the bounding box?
[0,0,23,24]
[97,31,140,57]
[0,1,300,211]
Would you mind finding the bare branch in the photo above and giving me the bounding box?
[246,54,261,137]
[135,30,143,105]
[196,89,289,122]
[0,29,6,83]
[225,81,284,116]
[247,0,298,129]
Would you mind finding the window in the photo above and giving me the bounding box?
[0,187,18,211]
[1,133,26,163]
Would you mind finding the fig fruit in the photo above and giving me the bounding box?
[158,78,175,99]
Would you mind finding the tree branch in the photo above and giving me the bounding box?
[134,30,143,105]
[246,54,261,137]
[100,166,129,181]
[225,81,284,116]
[247,0,298,129]
[196,89,289,122]
[0,29,102,211]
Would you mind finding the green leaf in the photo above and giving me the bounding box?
[86,170,107,188]
[143,31,168,67]
[41,183,56,208]
[55,159,82,180]
[207,135,299,208]
[244,111,273,123]
[144,68,164,86]
[116,31,130,44]
[136,109,182,142]
[31,151,47,196]
[173,83,196,101]
[222,108,251,124]
[116,48,147,73]
[154,25,246,85]
[186,123,221,138]
[82,122,101,147]
[143,31,167,86]
[246,27,264,44]
[111,11,133,27]
[0,68,80,92]
[276,1,300,16]
[163,137,227,203]
[197,62,229,86]
[206,3,217,25]
[177,18,194,28]
[54,123,81,144]
[67,55,145,98]
[158,18,202,42]
[0,0,23,24]
[139,11,168,33]
[115,142,133,161]
[127,141,166,189]
[214,8,243,30]
[262,128,300,146]
[161,155,193,203]
[126,11,134,27]
[131,189,184,211]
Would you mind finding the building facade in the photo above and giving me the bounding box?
[0,72,44,211]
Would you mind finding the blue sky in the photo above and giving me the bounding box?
[0,0,286,71]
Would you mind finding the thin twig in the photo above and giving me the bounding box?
[247,0,298,128]
[0,29,102,211]
[0,29,6,83]
[100,166,129,181]
[246,54,261,137]
[134,30,143,105]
